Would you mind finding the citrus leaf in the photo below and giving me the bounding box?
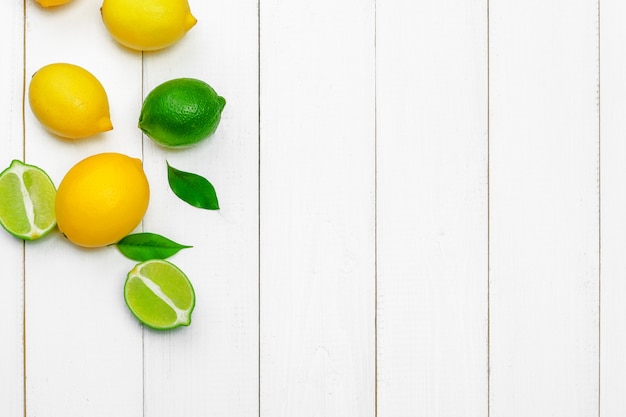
[167,162,219,210]
[116,232,192,261]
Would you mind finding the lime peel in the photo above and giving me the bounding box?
[139,78,226,148]
[28,63,112,139]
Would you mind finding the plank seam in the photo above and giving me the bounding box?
[21,2,27,417]
[374,0,378,415]
[597,0,602,416]
[257,0,262,416]
[487,1,491,416]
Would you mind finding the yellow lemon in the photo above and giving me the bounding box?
[29,63,113,139]
[55,153,150,248]
[36,0,72,7]
[100,0,197,51]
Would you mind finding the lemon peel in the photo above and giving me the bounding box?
[55,153,150,248]
[28,63,112,139]
[101,0,197,51]
[36,0,72,7]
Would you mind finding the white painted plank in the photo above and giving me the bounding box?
[141,0,259,415]
[376,1,489,415]
[0,1,25,416]
[600,1,626,415]
[489,2,599,416]
[23,1,143,415]
[259,1,375,416]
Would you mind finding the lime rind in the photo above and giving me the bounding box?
[138,78,226,148]
[0,160,57,240]
[124,259,196,330]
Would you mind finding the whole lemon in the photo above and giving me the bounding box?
[55,153,150,248]
[29,63,113,139]
[36,0,72,7]
[100,0,197,51]
[139,78,226,148]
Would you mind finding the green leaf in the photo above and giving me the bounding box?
[167,162,220,210]
[116,232,192,261]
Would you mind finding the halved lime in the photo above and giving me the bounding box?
[124,259,196,330]
[0,160,57,240]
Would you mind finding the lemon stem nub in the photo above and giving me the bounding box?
[97,116,114,133]
[101,0,198,51]
[186,13,197,30]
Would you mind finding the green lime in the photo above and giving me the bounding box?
[124,259,196,330]
[0,160,57,240]
[138,78,226,148]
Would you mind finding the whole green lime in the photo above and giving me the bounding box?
[138,78,226,148]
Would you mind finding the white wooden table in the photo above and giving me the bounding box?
[0,0,622,416]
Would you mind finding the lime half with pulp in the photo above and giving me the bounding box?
[124,259,196,330]
[0,160,57,240]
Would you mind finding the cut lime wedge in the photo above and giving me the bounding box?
[124,259,196,330]
[0,160,57,240]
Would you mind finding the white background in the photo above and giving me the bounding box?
[0,0,620,416]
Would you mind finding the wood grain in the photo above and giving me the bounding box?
[600,1,626,415]
[0,1,25,416]
[259,0,376,415]
[489,1,600,415]
[376,0,489,415]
